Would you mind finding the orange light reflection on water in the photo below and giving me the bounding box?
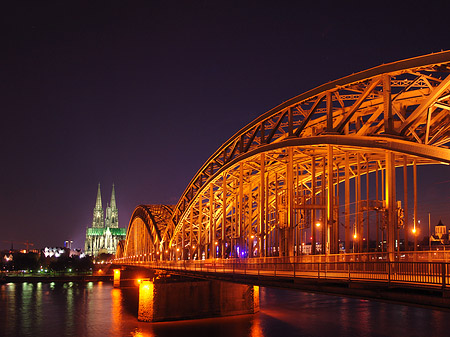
[111,288,123,335]
[250,315,264,337]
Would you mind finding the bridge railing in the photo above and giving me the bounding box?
[114,250,450,265]
[122,257,449,290]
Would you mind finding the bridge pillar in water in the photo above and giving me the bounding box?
[138,278,259,322]
[114,268,156,288]
[113,269,121,288]
[138,281,154,321]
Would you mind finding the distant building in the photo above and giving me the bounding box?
[84,184,126,256]
[431,220,448,244]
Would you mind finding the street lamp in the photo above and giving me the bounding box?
[315,222,321,254]
[428,213,431,251]
[412,221,419,251]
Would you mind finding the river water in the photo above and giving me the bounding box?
[1,281,449,337]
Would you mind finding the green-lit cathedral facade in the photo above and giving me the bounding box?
[84,184,126,256]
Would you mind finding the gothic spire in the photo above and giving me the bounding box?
[110,183,117,209]
[95,183,102,210]
[92,183,104,228]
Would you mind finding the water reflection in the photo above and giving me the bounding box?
[1,282,450,337]
[35,282,43,332]
[111,288,123,335]
[250,315,263,337]
[65,282,74,335]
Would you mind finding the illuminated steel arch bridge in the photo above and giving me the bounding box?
[118,51,450,265]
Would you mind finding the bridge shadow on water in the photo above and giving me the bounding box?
[113,284,450,337]
[120,286,140,317]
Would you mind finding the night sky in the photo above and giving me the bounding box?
[2,1,450,250]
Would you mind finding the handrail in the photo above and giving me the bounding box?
[117,257,450,290]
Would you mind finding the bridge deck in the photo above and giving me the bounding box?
[119,258,449,289]
[117,258,450,309]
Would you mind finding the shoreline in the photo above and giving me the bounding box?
[0,274,113,283]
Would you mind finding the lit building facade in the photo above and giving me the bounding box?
[430,220,448,245]
[84,184,126,256]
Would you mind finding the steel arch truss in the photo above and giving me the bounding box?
[122,52,450,260]
[120,205,174,260]
[168,141,436,258]
[171,52,450,230]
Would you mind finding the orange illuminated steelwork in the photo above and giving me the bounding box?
[116,51,450,262]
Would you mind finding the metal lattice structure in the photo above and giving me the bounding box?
[119,205,174,258]
[117,51,450,262]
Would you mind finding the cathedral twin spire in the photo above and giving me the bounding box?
[92,183,119,228]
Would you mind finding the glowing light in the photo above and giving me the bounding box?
[113,269,121,288]
[138,281,154,322]
[353,234,357,239]
[137,279,141,284]
[215,241,218,245]
[316,222,321,227]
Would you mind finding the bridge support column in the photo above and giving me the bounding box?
[327,145,337,254]
[222,173,227,259]
[113,269,121,288]
[138,280,154,322]
[311,155,317,255]
[385,151,396,260]
[345,152,350,253]
[259,153,265,257]
[138,278,259,322]
[287,147,294,257]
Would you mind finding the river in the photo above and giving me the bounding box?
[1,281,449,337]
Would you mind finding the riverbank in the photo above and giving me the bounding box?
[0,274,112,283]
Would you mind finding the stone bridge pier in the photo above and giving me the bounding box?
[113,268,259,322]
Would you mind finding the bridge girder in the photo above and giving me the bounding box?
[167,140,442,259]
[119,51,450,260]
[171,51,450,230]
[118,205,174,260]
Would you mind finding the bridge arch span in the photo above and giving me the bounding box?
[170,51,450,228]
[121,51,450,261]
[164,51,450,260]
[117,205,174,262]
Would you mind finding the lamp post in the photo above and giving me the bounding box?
[315,222,321,254]
[428,212,431,251]
[412,219,419,251]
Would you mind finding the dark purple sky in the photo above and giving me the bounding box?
[1,2,450,250]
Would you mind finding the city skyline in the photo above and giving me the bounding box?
[2,2,450,250]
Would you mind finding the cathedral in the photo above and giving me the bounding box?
[84,184,127,256]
